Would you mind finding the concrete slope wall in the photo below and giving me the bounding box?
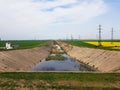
[0,44,52,72]
[58,41,120,72]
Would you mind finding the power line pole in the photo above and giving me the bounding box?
[71,34,73,41]
[111,28,114,44]
[66,35,68,40]
[79,35,80,40]
[98,24,102,46]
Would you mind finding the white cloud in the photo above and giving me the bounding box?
[0,0,108,40]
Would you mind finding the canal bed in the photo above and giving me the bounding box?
[30,54,95,71]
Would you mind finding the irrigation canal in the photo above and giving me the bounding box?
[30,44,95,72]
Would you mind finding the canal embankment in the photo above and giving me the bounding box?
[57,41,120,72]
[0,43,52,72]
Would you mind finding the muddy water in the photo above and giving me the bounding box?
[30,54,94,71]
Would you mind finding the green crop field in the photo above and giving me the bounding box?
[64,40,97,48]
[0,72,119,90]
[64,40,120,50]
[0,40,49,49]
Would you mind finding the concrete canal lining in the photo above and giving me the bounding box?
[57,41,120,72]
[0,44,52,72]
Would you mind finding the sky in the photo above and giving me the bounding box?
[0,0,120,40]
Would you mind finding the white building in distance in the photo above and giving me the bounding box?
[6,42,13,49]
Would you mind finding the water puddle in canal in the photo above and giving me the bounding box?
[30,54,94,71]
[30,44,95,71]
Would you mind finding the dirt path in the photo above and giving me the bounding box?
[0,43,52,72]
[57,41,120,72]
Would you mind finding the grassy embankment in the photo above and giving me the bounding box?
[0,40,49,49]
[0,72,119,90]
[64,40,120,50]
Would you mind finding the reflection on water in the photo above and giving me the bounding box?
[31,54,94,71]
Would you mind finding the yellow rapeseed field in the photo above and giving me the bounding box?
[86,41,120,50]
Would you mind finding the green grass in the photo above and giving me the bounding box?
[46,54,65,60]
[0,72,119,82]
[0,40,49,49]
[0,72,119,89]
[64,40,97,48]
